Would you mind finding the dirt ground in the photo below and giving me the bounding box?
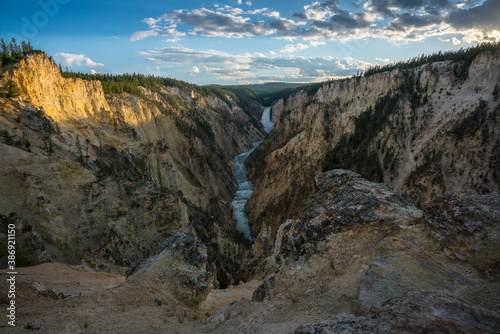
[0,262,352,333]
[0,263,265,333]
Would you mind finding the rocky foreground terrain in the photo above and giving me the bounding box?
[0,50,499,333]
[0,170,499,333]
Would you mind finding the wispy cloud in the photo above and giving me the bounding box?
[53,53,104,68]
[130,30,159,41]
[138,46,376,83]
[280,43,310,53]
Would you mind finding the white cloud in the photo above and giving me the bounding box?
[142,18,158,26]
[246,1,252,6]
[304,2,332,21]
[130,30,159,41]
[165,38,182,43]
[280,43,310,53]
[493,30,500,42]
[264,11,280,18]
[310,40,326,47]
[218,5,245,15]
[452,37,462,45]
[53,53,104,68]
[84,58,103,67]
[188,66,200,75]
[247,8,268,15]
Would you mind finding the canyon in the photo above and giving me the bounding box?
[0,51,263,286]
[0,49,499,333]
[247,50,500,250]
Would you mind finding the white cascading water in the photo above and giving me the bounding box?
[260,107,274,133]
[231,107,274,243]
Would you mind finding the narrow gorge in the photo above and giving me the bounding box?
[231,106,274,244]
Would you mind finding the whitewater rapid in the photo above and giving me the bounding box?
[231,107,274,243]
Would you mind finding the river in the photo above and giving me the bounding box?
[231,107,274,244]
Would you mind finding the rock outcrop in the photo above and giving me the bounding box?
[247,50,500,247]
[423,191,500,280]
[203,170,499,333]
[126,233,216,307]
[296,291,500,334]
[253,170,425,307]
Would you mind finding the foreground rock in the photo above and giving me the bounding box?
[230,170,500,333]
[253,169,424,306]
[357,237,470,314]
[126,233,217,307]
[296,291,500,334]
[423,191,500,280]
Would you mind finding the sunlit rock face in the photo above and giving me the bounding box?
[0,52,263,276]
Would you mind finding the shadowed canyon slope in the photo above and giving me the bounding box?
[247,50,500,247]
[0,51,262,283]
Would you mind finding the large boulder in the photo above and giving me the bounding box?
[253,169,423,303]
[126,233,216,307]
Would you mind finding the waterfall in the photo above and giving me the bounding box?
[231,107,274,244]
[260,107,274,133]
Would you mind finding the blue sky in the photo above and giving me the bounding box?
[1,0,499,85]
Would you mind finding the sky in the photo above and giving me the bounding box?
[1,0,499,85]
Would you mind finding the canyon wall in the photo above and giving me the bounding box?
[247,50,500,247]
[0,52,262,284]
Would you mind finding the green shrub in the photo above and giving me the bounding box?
[2,79,20,98]
[2,130,14,145]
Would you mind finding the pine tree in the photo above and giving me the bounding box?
[0,38,8,60]
[2,79,20,98]
[9,38,19,59]
[21,40,29,55]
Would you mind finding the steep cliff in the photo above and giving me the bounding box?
[247,50,500,246]
[0,52,263,284]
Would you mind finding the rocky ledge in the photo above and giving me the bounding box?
[240,169,500,332]
[296,291,500,334]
